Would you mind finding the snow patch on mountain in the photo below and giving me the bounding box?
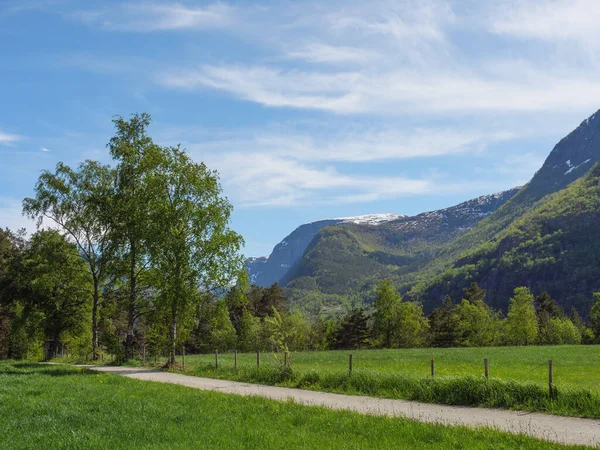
[336,213,406,225]
[565,159,591,175]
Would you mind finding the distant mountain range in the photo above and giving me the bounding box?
[246,214,405,287]
[247,109,600,317]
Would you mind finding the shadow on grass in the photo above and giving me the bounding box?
[0,362,97,377]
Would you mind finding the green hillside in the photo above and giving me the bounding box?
[283,189,519,310]
[413,163,600,314]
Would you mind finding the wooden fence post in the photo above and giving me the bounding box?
[484,359,488,378]
[234,350,238,370]
[215,350,219,370]
[548,360,553,397]
[182,345,185,369]
[349,353,353,375]
[284,351,289,367]
[256,350,260,368]
[430,356,435,378]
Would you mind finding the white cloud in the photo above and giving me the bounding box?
[284,43,375,64]
[40,147,50,152]
[72,2,235,32]
[158,62,600,116]
[185,126,515,163]
[0,130,21,144]
[489,0,600,44]
[201,152,437,207]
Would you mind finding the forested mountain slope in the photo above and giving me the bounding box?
[413,162,600,315]
[281,188,519,303]
[246,215,404,287]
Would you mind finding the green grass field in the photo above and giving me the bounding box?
[174,346,600,391]
[138,346,600,419]
[0,361,586,449]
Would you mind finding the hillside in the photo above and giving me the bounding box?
[246,215,404,287]
[413,162,600,314]
[281,188,519,306]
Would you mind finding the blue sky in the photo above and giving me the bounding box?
[1,0,600,257]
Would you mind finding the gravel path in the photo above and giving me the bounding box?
[86,365,600,447]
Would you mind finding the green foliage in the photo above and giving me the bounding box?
[589,293,600,342]
[21,230,92,358]
[372,279,401,348]
[396,301,429,348]
[541,318,581,345]
[333,308,369,350]
[236,309,261,352]
[417,163,600,315]
[454,285,501,347]
[505,287,538,346]
[209,301,237,352]
[429,296,460,347]
[146,142,243,363]
[264,308,310,352]
[22,159,114,360]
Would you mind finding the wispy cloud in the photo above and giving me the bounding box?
[489,0,600,44]
[202,151,441,207]
[0,130,21,145]
[71,2,235,32]
[284,43,376,64]
[184,126,515,163]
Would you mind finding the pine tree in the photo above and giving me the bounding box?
[334,308,369,350]
[429,296,460,347]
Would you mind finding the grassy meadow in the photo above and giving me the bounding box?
[173,346,600,390]
[138,345,600,418]
[0,361,580,450]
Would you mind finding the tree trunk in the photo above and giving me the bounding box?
[52,334,61,360]
[91,277,100,361]
[169,312,177,366]
[126,240,136,360]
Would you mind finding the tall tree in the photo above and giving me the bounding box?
[23,160,114,360]
[429,296,460,347]
[108,113,162,359]
[372,279,401,348]
[248,283,287,319]
[0,228,26,358]
[396,301,429,348]
[148,144,243,365]
[21,230,91,358]
[505,287,538,346]
[334,307,369,350]
[534,292,565,344]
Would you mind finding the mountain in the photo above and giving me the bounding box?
[280,188,520,305]
[279,108,600,316]
[411,111,600,315]
[246,214,405,287]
